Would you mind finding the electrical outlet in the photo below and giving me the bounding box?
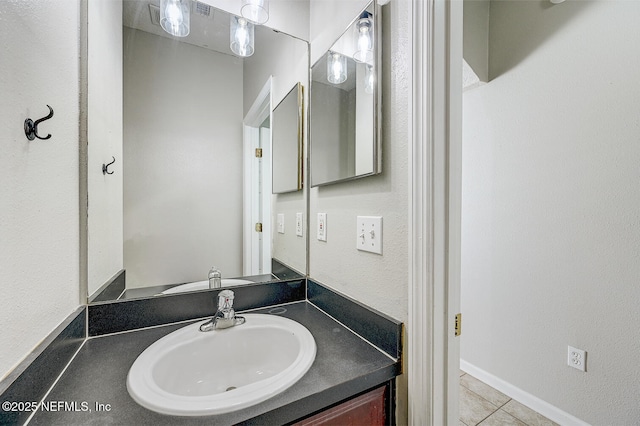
[277,213,285,234]
[317,213,327,241]
[568,346,586,372]
[296,213,303,237]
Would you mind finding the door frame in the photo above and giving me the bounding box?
[243,77,273,276]
[408,0,462,424]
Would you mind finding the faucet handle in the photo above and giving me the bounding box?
[217,289,235,309]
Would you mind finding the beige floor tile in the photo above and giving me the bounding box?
[502,400,559,426]
[459,386,498,426]
[460,420,469,426]
[460,374,510,407]
[479,409,527,426]
[460,369,466,377]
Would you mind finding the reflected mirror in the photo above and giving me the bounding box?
[87,1,309,302]
[272,83,303,194]
[309,2,380,187]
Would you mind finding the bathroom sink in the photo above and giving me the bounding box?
[126,314,316,416]
[160,279,255,295]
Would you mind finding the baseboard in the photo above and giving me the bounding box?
[460,360,590,426]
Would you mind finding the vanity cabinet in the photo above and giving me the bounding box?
[293,384,389,426]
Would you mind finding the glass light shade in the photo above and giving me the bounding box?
[241,0,269,25]
[230,16,255,57]
[353,16,373,64]
[327,52,347,85]
[160,0,190,37]
[365,65,374,94]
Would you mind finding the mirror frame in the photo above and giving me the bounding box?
[309,0,382,188]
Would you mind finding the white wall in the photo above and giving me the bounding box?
[462,0,489,83]
[461,1,640,424]
[87,0,123,298]
[310,0,370,65]
[243,27,309,117]
[309,0,407,326]
[0,0,81,380]
[308,0,410,422]
[123,29,244,288]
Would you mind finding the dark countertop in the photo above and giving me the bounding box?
[29,302,400,425]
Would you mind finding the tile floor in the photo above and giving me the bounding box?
[459,371,559,426]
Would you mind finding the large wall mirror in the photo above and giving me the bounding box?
[309,1,381,187]
[87,0,309,303]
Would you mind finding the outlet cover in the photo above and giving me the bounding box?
[277,213,285,234]
[356,216,382,254]
[568,346,586,372]
[317,213,327,241]
[296,213,303,237]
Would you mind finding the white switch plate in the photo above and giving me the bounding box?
[296,212,303,237]
[277,213,285,234]
[357,216,382,254]
[317,213,327,241]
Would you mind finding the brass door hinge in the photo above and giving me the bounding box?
[455,313,462,336]
[255,223,263,232]
[255,148,263,158]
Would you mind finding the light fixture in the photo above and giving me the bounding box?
[160,0,190,37]
[365,65,374,94]
[230,15,255,57]
[327,51,347,85]
[353,12,373,64]
[241,0,269,25]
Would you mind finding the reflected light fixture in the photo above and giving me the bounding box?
[327,51,347,85]
[353,12,373,64]
[365,65,374,94]
[160,0,190,37]
[241,0,269,25]
[230,15,255,57]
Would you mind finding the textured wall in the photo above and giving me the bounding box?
[461,1,640,423]
[308,2,410,423]
[0,0,81,380]
[123,29,244,288]
[308,0,408,325]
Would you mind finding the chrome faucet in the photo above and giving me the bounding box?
[208,266,222,289]
[199,290,245,332]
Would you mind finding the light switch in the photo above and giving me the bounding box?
[277,213,285,234]
[317,213,327,241]
[296,213,303,237]
[357,216,382,254]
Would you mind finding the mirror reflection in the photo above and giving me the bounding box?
[309,2,380,187]
[272,83,303,194]
[88,1,308,302]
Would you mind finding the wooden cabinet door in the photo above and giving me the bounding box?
[293,385,388,426]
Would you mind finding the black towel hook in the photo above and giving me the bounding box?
[102,156,116,175]
[24,105,54,141]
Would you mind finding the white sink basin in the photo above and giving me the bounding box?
[127,314,316,416]
[161,279,255,295]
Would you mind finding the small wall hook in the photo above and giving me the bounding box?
[24,105,54,141]
[102,157,116,175]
